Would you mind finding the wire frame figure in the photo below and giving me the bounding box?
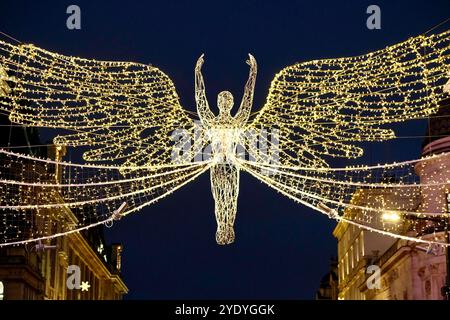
[0,30,449,247]
[195,54,257,244]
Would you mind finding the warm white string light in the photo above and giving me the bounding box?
[0,29,448,246]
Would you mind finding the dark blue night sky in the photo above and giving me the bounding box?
[1,0,449,299]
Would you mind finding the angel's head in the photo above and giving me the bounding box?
[217,91,234,114]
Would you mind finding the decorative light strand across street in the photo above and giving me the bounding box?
[0,29,448,246]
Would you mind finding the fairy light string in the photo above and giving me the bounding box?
[0,29,448,246]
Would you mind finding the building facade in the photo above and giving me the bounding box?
[0,144,128,300]
[0,145,128,300]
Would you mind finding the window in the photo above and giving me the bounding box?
[360,232,365,257]
[50,244,56,288]
[94,276,99,300]
[345,252,349,275]
[355,238,360,263]
[60,266,65,299]
[350,246,354,269]
[0,281,4,300]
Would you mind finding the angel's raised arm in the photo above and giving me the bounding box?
[195,54,215,125]
[234,54,257,124]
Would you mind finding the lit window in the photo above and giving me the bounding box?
[0,281,4,300]
[97,243,104,255]
[345,253,349,275]
[355,238,359,263]
[360,232,365,257]
[350,246,354,269]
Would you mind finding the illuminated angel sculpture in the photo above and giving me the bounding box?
[194,53,257,244]
[0,30,449,247]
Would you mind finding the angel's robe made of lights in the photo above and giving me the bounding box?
[0,30,449,246]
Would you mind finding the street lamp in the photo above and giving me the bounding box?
[381,211,401,223]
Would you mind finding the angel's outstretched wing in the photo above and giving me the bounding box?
[242,30,450,246]
[0,40,211,246]
[0,40,196,167]
[248,30,450,168]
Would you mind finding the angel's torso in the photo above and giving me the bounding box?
[206,114,243,164]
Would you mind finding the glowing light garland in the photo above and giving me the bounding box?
[0,29,448,246]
